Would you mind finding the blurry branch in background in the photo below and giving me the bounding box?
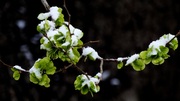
[41,0,50,11]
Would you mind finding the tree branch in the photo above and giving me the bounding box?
[41,0,50,11]
[0,59,12,68]
[63,0,71,27]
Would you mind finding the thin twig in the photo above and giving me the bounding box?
[56,63,73,73]
[41,0,50,11]
[83,40,100,46]
[74,65,90,80]
[99,59,103,74]
[0,59,29,72]
[0,59,12,68]
[43,34,57,48]
[102,58,118,62]
[167,30,180,45]
[63,0,71,27]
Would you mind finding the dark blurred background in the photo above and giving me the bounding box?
[0,0,180,101]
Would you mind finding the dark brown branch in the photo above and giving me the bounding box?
[63,0,71,27]
[56,63,73,73]
[83,40,100,47]
[167,30,180,45]
[0,59,12,68]
[41,0,50,11]
[74,65,90,80]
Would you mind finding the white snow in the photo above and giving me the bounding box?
[74,28,83,39]
[58,25,68,37]
[13,65,26,72]
[117,57,129,62]
[64,22,75,34]
[29,66,42,79]
[71,35,78,46]
[47,30,58,42]
[96,72,102,78]
[125,54,139,65]
[81,74,100,88]
[90,77,100,84]
[68,48,75,59]
[82,47,94,56]
[82,47,102,60]
[37,13,50,20]
[148,33,175,55]
[38,20,55,30]
[62,41,70,46]
[40,37,51,51]
[49,6,60,21]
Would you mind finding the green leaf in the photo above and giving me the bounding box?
[74,81,82,90]
[37,25,45,34]
[159,46,169,54]
[90,81,99,93]
[140,51,148,59]
[139,51,152,64]
[117,62,123,69]
[46,67,56,75]
[46,48,60,59]
[44,20,50,32]
[81,85,89,95]
[39,74,50,87]
[55,9,64,26]
[90,81,96,92]
[13,71,20,80]
[152,57,164,65]
[169,38,178,50]
[78,40,83,47]
[30,73,39,84]
[162,54,170,59]
[11,68,16,72]
[143,58,152,64]
[131,59,145,71]
[34,57,56,75]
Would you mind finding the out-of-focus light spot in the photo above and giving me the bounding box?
[31,33,43,44]
[110,78,120,86]
[102,70,111,80]
[20,44,34,65]
[16,20,26,30]
[19,6,26,14]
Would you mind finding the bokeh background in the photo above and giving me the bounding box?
[0,0,180,101]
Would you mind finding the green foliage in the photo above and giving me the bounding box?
[29,57,56,87]
[37,7,84,65]
[74,74,100,96]
[131,59,145,71]
[169,38,178,50]
[11,68,20,80]
[139,51,151,64]
[117,62,123,69]
[55,8,64,26]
